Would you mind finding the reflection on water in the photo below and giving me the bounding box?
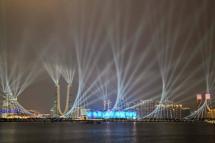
[0,122,215,143]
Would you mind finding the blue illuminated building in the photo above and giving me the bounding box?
[87,111,137,119]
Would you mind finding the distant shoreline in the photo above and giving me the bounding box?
[0,118,214,124]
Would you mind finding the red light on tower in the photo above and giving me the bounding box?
[196,94,202,100]
[205,93,211,100]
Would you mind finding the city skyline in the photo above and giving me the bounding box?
[0,0,215,115]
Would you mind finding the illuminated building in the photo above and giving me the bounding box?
[50,100,58,118]
[1,97,26,118]
[87,111,137,119]
[136,99,190,120]
[137,100,157,118]
[145,100,190,120]
[207,108,215,119]
[156,103,184,120]
[71,107,88,120]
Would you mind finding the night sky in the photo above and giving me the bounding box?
[0,0,215,113]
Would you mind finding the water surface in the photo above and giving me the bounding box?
[0,122,215,143]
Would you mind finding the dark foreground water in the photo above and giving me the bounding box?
[0,122,215,143]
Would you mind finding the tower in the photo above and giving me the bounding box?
[196,94,203,108]
[205,93,211,103]
[104,99,112,111]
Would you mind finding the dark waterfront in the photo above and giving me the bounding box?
[0,122,215,143]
